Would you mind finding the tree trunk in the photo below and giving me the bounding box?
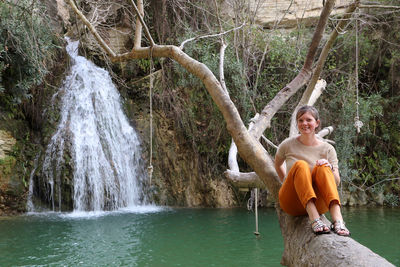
[278,210,393,266]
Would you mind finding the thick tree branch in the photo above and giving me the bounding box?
[302,1,359,104]
[278,209,394,266]
[128,0,155,46]
[225,170,264,188]
[289,1,359,136]
[133,0,144,48]
[249,0,336,140]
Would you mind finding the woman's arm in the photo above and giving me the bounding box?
[332,168,340,186]
[316,159,341,185]
[274,154,286,182]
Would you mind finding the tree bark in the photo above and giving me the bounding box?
[278,210,394,266]
[133,0,143,48]
[66,0,394,265]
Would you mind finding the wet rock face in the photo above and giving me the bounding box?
[130,99,236,208]
[0,130,16,159]
[223,0,353,28]
[0,131,26,215]
[41,0,69,34]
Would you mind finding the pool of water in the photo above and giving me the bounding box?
[0,206,398,266]
[341,206,400,266]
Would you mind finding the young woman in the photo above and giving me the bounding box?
[274,105,350,236]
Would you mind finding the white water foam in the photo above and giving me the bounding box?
[60,205,167,219]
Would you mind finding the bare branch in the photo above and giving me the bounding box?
[127,0,155,46]
[179,23,245,50]
[288,1,359,136]
[228,138,239,172]
[261,135,278,149]
[134,0,144,48]
[219,42,229,95]
[225,170,265,188]
[214,0,229,95]
[66,0,116,57]
[359,4,400,9]
[302,1,359,103]
[249,0,337,140]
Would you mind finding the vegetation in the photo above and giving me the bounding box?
[0,0,60,110]
[0,0,64,214]
[321,11,400,206]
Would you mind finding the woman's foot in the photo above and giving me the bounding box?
[331,220,351,236]
[311,218,330,235]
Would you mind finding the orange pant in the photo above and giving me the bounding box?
[279,160,340,216]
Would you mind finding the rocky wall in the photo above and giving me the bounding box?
[251,0,353,28]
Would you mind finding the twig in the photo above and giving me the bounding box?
[261,135,278,149]
[359,4,400,9]
[214,0,229,95]
[365,178,400,191]
[179,23,245,50]
[345,178,400,192]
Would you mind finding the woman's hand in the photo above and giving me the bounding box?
[317,159,341,185]
[316,159,333,170]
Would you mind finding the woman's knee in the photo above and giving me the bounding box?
[293,160,309,168]
[292,160,309,171]
[313,164,334,177]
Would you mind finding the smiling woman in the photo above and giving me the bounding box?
[275,105,350,236]
[296,106,320,136]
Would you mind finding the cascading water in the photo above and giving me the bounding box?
[39,38,146,211]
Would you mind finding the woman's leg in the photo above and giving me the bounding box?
[279,160,330,233]
[279,160,315,216]
[330,201,350,235]
[306,200,330,233]
[312,165,350,235]
[312,165,340,213]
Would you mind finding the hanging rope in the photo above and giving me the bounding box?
[148,47,154,184]
[354,11,363,133]
[247,188,261,236]
[254,188,260,236]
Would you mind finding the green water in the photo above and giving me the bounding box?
[0,207,398,267]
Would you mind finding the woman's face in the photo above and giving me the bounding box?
[297,111,320,135]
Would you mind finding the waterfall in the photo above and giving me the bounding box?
[27,153,40,212]
[40,38,146,211]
